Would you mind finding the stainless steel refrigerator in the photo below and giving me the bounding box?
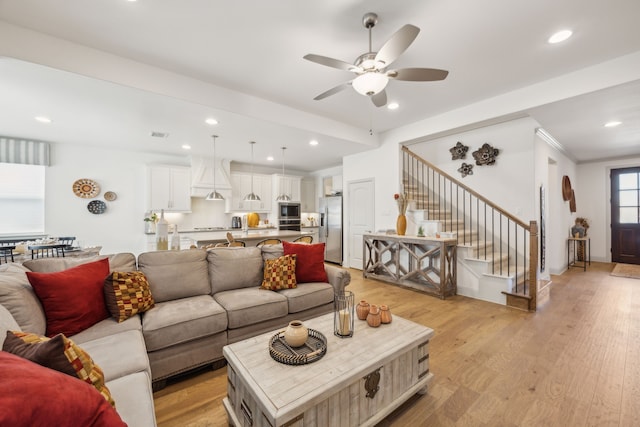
[318,195,343,264]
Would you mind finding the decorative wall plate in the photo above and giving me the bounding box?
[562,175,572,201]
[457,162,474,178]
[87,200,107,214]
[472,143,500,166]
[73,179,100,198]
[449,141,469,160]
[104,191,117,201]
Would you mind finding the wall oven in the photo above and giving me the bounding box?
[278,202,301,231]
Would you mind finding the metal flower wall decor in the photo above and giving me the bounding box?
[458,163,474,178]
[472,143,500,166]
[449,141,468,160]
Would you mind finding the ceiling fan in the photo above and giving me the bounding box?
[304,12,449,107]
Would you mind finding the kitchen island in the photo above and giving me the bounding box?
[193,229,315,247]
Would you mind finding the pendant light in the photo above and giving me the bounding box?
[243,141,261,201]
[205,135,225,201]
[276,146,291,202]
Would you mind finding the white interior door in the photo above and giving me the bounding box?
[348,179,374,269]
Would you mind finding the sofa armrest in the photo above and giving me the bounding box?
[324,264,351,294]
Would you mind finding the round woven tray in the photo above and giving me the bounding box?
[268,328,327,365]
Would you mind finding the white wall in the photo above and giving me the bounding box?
[534,135,577,275]
[46,142,190,255]
[577,156,640,262]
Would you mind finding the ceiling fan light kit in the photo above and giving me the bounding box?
[304,12,448,107]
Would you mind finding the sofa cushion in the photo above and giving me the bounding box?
[70,314,141,345]
[283,241,328,283]
[138,250,210,302]
[3,331,115,407]
[0,263,46,335]
[0,352,126,427]
[214,288,288,329]
[278,282,335,313]
[26,258,111,337]
[79,329,150,383]
[142,295,227,352]
[261,243,284,261]
[261,254,297,291]
[208,247,264,293]
[0,305,20,348]
[23,252,137,273]
[106,371,156,427]
[104,271,155,322]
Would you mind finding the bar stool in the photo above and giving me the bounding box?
[293,235,313,244]
[0,245,15,264]
[28,244,67,259]
[256,238,282,246]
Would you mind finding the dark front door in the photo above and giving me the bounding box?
[611,167,640,264]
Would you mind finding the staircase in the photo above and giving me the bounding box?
[402,146,539,311]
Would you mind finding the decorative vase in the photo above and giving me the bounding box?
[366,304,381,328]
[380,305,392,324]
[356,300,370,320]
[396,214,407,236]
[284,320,308,347]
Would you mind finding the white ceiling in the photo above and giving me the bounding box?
[1,0,639,170]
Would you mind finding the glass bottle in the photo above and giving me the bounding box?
[170,224,180,251]
[156,209,169,250]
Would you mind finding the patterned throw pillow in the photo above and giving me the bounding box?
[3,331,116,407]
[104,271,155,322]
[261,254,297,291]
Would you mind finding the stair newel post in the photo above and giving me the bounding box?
[528,220,538,311]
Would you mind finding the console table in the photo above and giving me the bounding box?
[567,237,590,271]
[363,233,457,299]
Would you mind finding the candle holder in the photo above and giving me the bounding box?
[334,291,354,338]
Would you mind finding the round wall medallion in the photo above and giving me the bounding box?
[87,200,107,214]
[104,191,117,201]
[73,179,100,199]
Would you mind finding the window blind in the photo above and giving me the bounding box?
[0,136,50,166]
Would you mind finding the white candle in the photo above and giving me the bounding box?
[339,309,351,335]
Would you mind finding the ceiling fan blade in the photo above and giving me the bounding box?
[375,24,420,67]
[387,68,449,81]
[303,54,360,72]
[313,81,352,101]
[371,90,387,107]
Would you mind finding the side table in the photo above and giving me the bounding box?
[567,237,590,271]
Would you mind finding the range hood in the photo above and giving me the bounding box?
[191,156,232,198]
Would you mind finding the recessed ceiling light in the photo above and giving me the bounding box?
[181,144,191,150]
[309,140,319,146]
[548,29,572,44]
[387,102,399,110]
[34,116,52,123]
[604,121,622,127]
[267,156,274,161]
[205,118,218,125]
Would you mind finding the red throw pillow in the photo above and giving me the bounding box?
[27,258,111,337]
[0,351,126,427]
[283,241,328,283]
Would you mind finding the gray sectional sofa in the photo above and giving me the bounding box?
[0,244,350,426]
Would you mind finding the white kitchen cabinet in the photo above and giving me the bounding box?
[148,165,191,212]
[230,172,272,212]
[272,174,301,202]
[301,178,316,212]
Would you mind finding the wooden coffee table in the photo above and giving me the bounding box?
[222,312,434,427]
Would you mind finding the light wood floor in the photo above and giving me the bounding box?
[153,262,640,426]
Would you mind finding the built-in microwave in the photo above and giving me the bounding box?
[278,202,301,220]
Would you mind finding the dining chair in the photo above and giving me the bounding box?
[255,238,282,247]
[28,244,67,259]
[0,245,15,264]
[55,236,76,248]
[293,235,313,244]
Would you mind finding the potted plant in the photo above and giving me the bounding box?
[143,212,159,233]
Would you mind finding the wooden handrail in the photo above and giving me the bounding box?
[402,146,531,230]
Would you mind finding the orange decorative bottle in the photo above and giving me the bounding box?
[366,304,381,328]
[380,305,392,324]
[356,300,370,320]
